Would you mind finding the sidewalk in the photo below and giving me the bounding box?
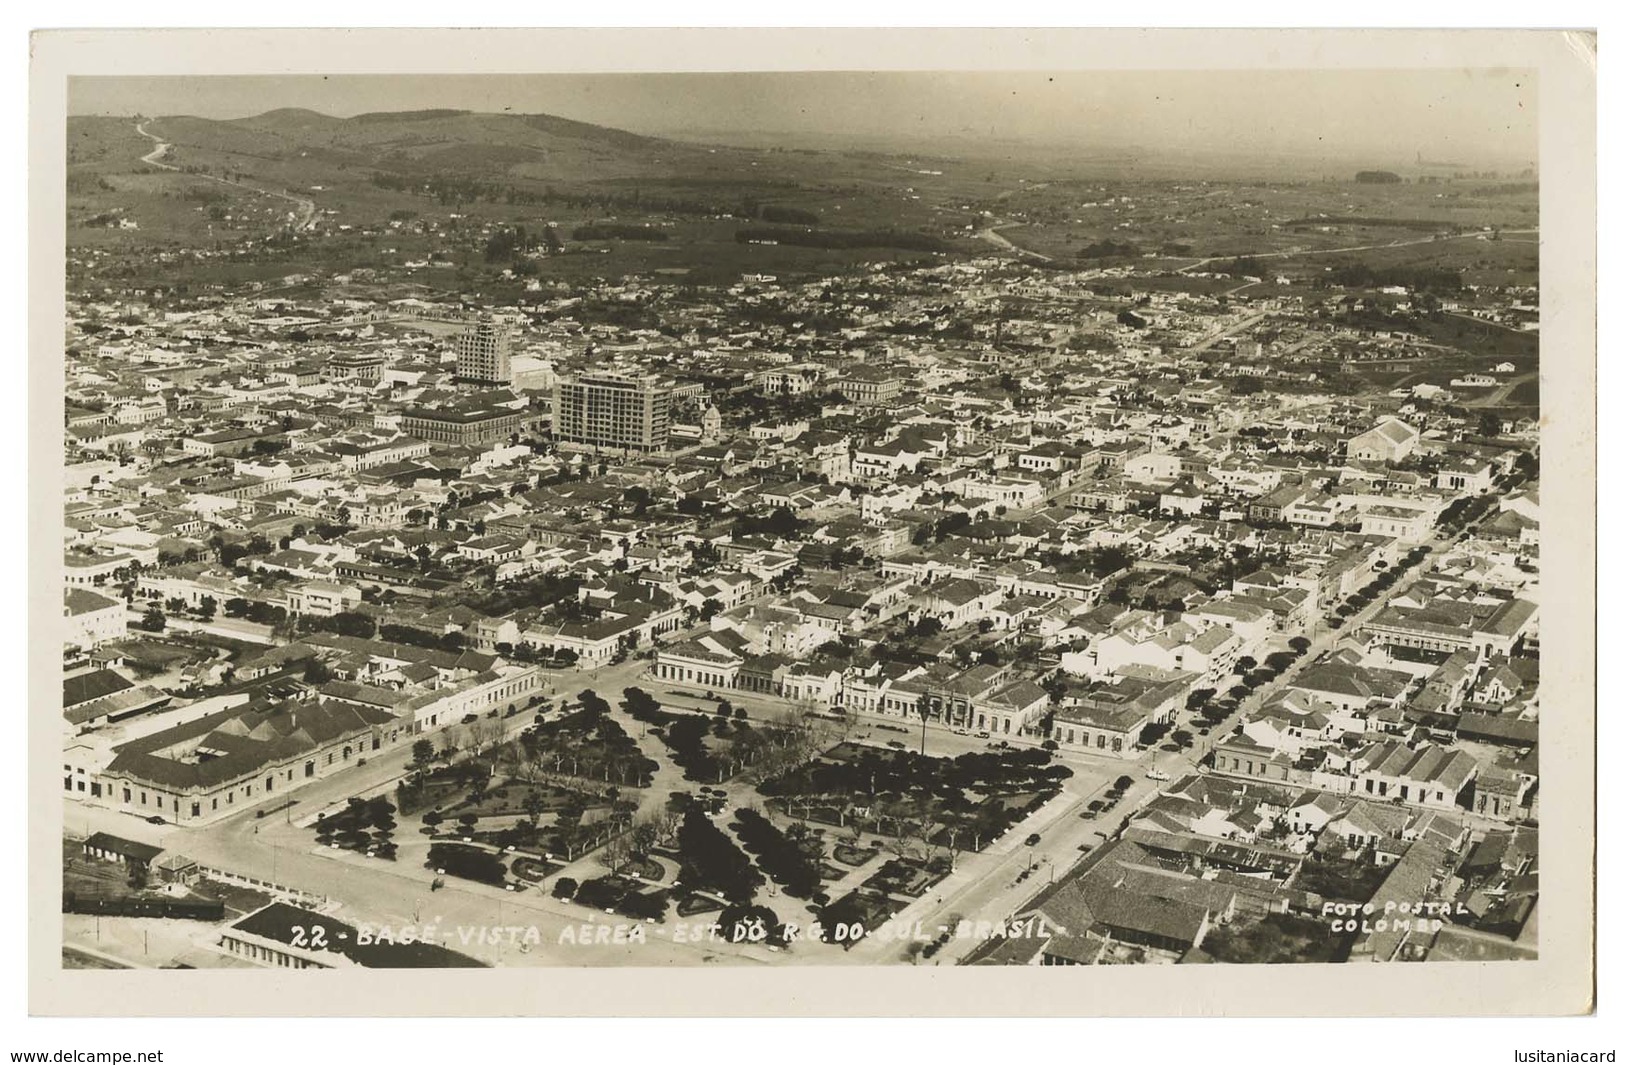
[841,788,1083,962]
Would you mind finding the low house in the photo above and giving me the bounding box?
[1211,735,1295,784]
[82,832,163,873]
[916,578,1005,630]
[1052,699,1146,759]
[652,628,752,691]
[1347,419,1420,465]
[1340,739,1480,810]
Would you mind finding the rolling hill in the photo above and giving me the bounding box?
[65,107,1012,289]
[71,106,956,197]
[67,106,1001,242]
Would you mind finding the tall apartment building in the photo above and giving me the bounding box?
[454,314,516,385]
[551,371,675,453]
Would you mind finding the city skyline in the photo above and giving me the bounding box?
[33,28,1596,1028]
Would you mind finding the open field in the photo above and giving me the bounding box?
[69,109,1538,298]
[974,177,1537,269]
[67,110,984,258]
[1280,234,1538,289]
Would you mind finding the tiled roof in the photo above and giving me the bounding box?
[64,668,133,708]
[105,699,394,791]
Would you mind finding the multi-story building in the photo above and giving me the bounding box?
[454,314,516,386]
[64,588,126,650]
[833,365,903,406]
[325,351,386,385]
[399,401,527,446]
[551,371,675,453]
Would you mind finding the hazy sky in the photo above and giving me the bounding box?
[69,70,1537,168]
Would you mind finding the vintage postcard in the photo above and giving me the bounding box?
[28,27,1595,1016]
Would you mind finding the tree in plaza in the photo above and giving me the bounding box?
[1288,637,1311,654]
[1235,656,1257,675]
[676,807,762,903]
[468,714,504,756]
[138,606,166,632]
[578,689,611,718]
[554,800,585,840]
[601,831,638,876]
[627,817,662,860]
[411,739,436,766]
[427,843,505,886]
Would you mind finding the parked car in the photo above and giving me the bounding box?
[145,815,165,825]
[975,731,991,739]
[1024,833,1042,846]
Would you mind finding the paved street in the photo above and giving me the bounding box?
[65,656,792,967]
[911,502,1507,958]
[60,483,1512,970]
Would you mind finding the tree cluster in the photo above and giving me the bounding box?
[730,809,823,899]
[676,807,762,903]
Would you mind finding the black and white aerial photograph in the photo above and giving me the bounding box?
[27,25,1598,1029]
